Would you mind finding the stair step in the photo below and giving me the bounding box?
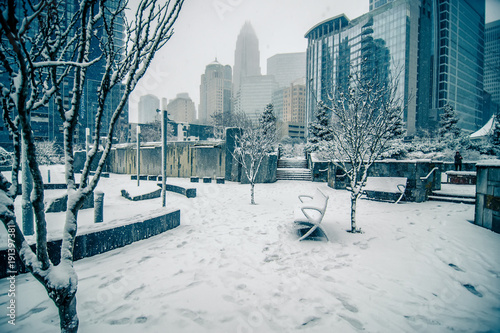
[431,192,475,200]
[277,177,311,179]
[428,195,476,204]
[277,159,310,181]
[277,172,311,175]
[277,159,308,169]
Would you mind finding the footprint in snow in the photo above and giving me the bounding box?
[353,241,369,250]
[124,284,145,300]
[339,314,364,330]
[463,284,483,297]
[448,263,464,272]
[138,255,152,264]
[98,276,122,289]
[340,299,359,313]
[108,317,131,325]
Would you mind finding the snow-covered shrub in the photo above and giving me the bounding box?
[379,139,409,159]
[0,147,12,166]
[35,140,63,165]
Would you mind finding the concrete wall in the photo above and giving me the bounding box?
[239,153,278,184]
[105,141,226,178]
[75,134,276,184]
[321,159,443,202]
[0,210,180,278]
[475,162,500,233]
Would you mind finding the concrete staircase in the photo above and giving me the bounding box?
[428,192,476,205]
[277,158,312,181]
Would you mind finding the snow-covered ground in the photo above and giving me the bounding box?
[1,168,499,332]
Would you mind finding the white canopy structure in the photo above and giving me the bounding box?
[470,116,496,141]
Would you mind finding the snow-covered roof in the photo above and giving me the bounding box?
[470,116,495,140]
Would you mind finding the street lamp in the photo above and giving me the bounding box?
[85,127,90,156]
[137,125,141,186]
[161,110,168,207]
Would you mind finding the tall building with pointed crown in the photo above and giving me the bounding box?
[233,22,261,95]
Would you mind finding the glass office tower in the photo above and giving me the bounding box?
[305,1,421,135]
[305,0,486,136]
[431,0,485,132]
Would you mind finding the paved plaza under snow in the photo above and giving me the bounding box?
[0,169,499,332]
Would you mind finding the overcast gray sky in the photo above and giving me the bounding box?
[128,0,500,122]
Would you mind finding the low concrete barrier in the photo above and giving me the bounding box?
[0,209,180,278]
[121,188,162,201]
[45,192,95,213]
[161,183,196,198]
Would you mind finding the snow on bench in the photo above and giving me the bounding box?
[363,177,407,203]
[293,188,329,241]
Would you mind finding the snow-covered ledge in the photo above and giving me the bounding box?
[0,209,180,278]
[475,160,500,233]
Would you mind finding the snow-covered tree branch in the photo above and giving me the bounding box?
[232,104,277,205]
[310,66,405,232]
[0,0,184,331]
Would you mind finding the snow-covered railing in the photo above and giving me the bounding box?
[420,167,439,181]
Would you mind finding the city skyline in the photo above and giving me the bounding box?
[127,0,500,123]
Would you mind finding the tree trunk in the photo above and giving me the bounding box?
[21,138,34,235]
[350,193,358,232]
[57,293,79,333]
[251,183,255,205]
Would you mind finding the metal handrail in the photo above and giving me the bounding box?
[420,167,439,181]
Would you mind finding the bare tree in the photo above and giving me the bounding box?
[210,108,251,140]
[233,104,277,205]
[313,69,405,233]
[140,119,174,142]
[0,0,184,332]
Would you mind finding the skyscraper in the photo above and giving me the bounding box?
[234,75,277,124]
[369,0,394,11]
[0,0,129,148]
[199,59,232,125]
[431,0,485,132]
[485,20,500,107]
[305,6,420,135]
[279,78,307,139]
[305,0,486,136]
[267,52,306,88]
[167,93,196,124]
[233,22,261,94]
[138,94,160,124]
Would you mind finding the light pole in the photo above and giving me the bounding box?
[85,127,90,156]
[161,110,168,207]
[136,125,141,186]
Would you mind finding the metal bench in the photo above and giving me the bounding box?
[293,188,329,241]
[363,177,407,203]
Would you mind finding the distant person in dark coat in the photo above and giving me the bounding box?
[454,151,463,171]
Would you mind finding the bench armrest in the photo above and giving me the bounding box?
[298,194,314,203]
[301,206,325,225]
